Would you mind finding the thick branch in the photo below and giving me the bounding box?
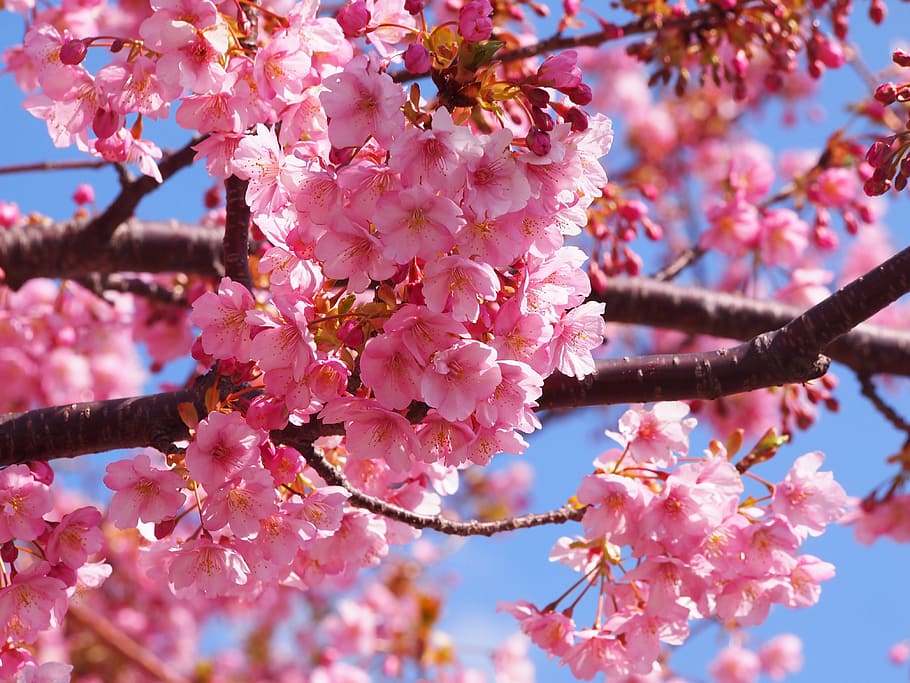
[598,271,910,376]
[0,219,224,289]
[301,445,584,536]
[224,176,253,290]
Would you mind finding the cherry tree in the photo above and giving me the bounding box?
[0,0,909,680]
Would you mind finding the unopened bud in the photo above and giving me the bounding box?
[894,49,910,68]
[564,106,588,132]
[60,38,88,65]
[874,82,897,105]
[530,106,554,132]
[566,83,593,105]
[526,126,551,156]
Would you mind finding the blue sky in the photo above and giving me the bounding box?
[2,3,910,682]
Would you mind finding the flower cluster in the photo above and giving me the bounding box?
[501,403,850,680]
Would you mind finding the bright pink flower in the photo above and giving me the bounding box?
[168,537,250,598]
[320,54,405,149]
[44,506,103,569]
[0,562,67,643]
[474,360,543,432]
[758,634,803,680]
[577,473,649,545]
[759,208,810,268]
[0,465,52,543]
[415,412,475,466]
[248,298,318,373]
[560,629,627,680]
[548,301,606,379]
[889,641,910,665]
[785,554,835,608]
[190,276,255,361]
[185,411,265,489]
[231,124,306,213]
[202,467,278,539]
[771,451,850,537]
[709,644,761,683]
[103,453,186,528]
[605,402,696,467]
[422,255,500,323]
[376,186,463,263]
[421,340,502,421]
[92,128,163,182]
[458,0,494,41]
[383,304,468,365]
[337,0,371,37]
[253,32,314,102]
[360,332,423,410]
[95,55,180,120]
[143,16,229,93]
[0,201,21,228]
[71,183,94,205]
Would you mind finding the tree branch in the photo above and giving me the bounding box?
[223,176,253,291]
[300,444,585,536]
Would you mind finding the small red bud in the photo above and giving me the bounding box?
[526,126,551,156]
[874,82,898,105]
[566,83,592,106]
[60,38,88,65]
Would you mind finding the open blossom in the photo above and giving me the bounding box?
[104,453,186,528]
[44,506,103,569]
[0,562,67,643]
[202,467,278,539]
[231,124,307,212]
[758,634,803,680]
[548,301,606,379]
[185,411,265,488]
[498,601,575,657]
[168,537,250,598]
[605,402,696,467]
[709,644,761,683]
[359,332,423,410]
[422,255,500,323]
[320,54,405,149]
[421,340,502,422]
[0,465,52,543]
[190,276,256,361]
[771,451,850,537]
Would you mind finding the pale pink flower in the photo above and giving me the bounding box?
[320,54,405,149]
[415,412,475,466]
[561,629,628,680]
[14,661,73,683]
[493,633,535,683]
[808,167,857,208]
[889,641,910,665]
[702,198,762,255]
[422,255,500,323]
[784,554,835,607]
[232,124,306,213]
[464,128,531,217]
[709,644,761,683]
[202,467,278,539]
[383,304,468,365]
[775,268,833,307]
[474,360,543,432]
[93,128,163,182]
[44,506,103,569]
[577,473,649,545]
[168,537,250,598]
[253,32,314,102]
[145,19,229,93]
[771,451,850,537]
[498,601,575,657]
[0,562,67,643]
[185,411,265,488]
[299,486,350,539]
[95,55,180,120]
[103,453,186,528]
[360,332,423,410]
[248,298,317,373]
[421,340,502,421]
[758,634,803,680]
[175,70,247,134]
[190,276,255,361]
[314,217,397,293]
[0,465,52,543]
[320,398,419,471]
[605,402,696,467]
[759,208,810,268]
[548,301,606,379]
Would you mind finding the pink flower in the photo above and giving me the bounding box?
[422,255,500,323]
[548,301,606,379]
[168,537,250,598]
[421,340,502,421]
[560,629,627,680]
[889,641,910,665]
[771,451,850,537]
[321,398,419,471]
[458,0,494,41]
[0,465,52,543]
[537,50,583,89]
[299,486,350,538]
[702,198,761,255]
[253,33,314,102]
[759,208,810,268]
[231,124,306,213]
[314,217,397,293]
[185,411,265,489]
[44,506,103,570]
[320,54,405,149]
[383,304,468,365]
[464,128,531,217]
[376,186,463,263]
[202,467,278,539]
[0,562,67,643]
[103,453,186,528]
[709,644,761,683]
[498,600,575,657]
[808,167,857,208]
[359,332,423,410]
[605,402,696,467]
[190,276,255,361]
[758,634,803,680]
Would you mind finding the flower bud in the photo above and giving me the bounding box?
[337,0,371,38]
[403,43,431,74]
[874,82,897,105]
[60,38,88,65]
[92,109,121,140]
[530,106,554,131]
[566,83,592,105]
[404,0,426,14]
[564,106,588,132]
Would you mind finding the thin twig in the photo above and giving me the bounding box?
[857,372,910,436]
[0,159,110,175]
[302,445,585,536]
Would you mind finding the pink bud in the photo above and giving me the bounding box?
[564,106,588,132]
[0,201,21,229]
[337,0,371,38]
[60,38,88,65]
[458,0,494,41]
[530,106,554,131]
[567,83,592,105]
[404,0,426,14]
[526,126,551,156]
[92,109,121,140]
[72,183,95,205]
[893,49,910,67]
[403,43,431,74]
[874,82,897,105]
